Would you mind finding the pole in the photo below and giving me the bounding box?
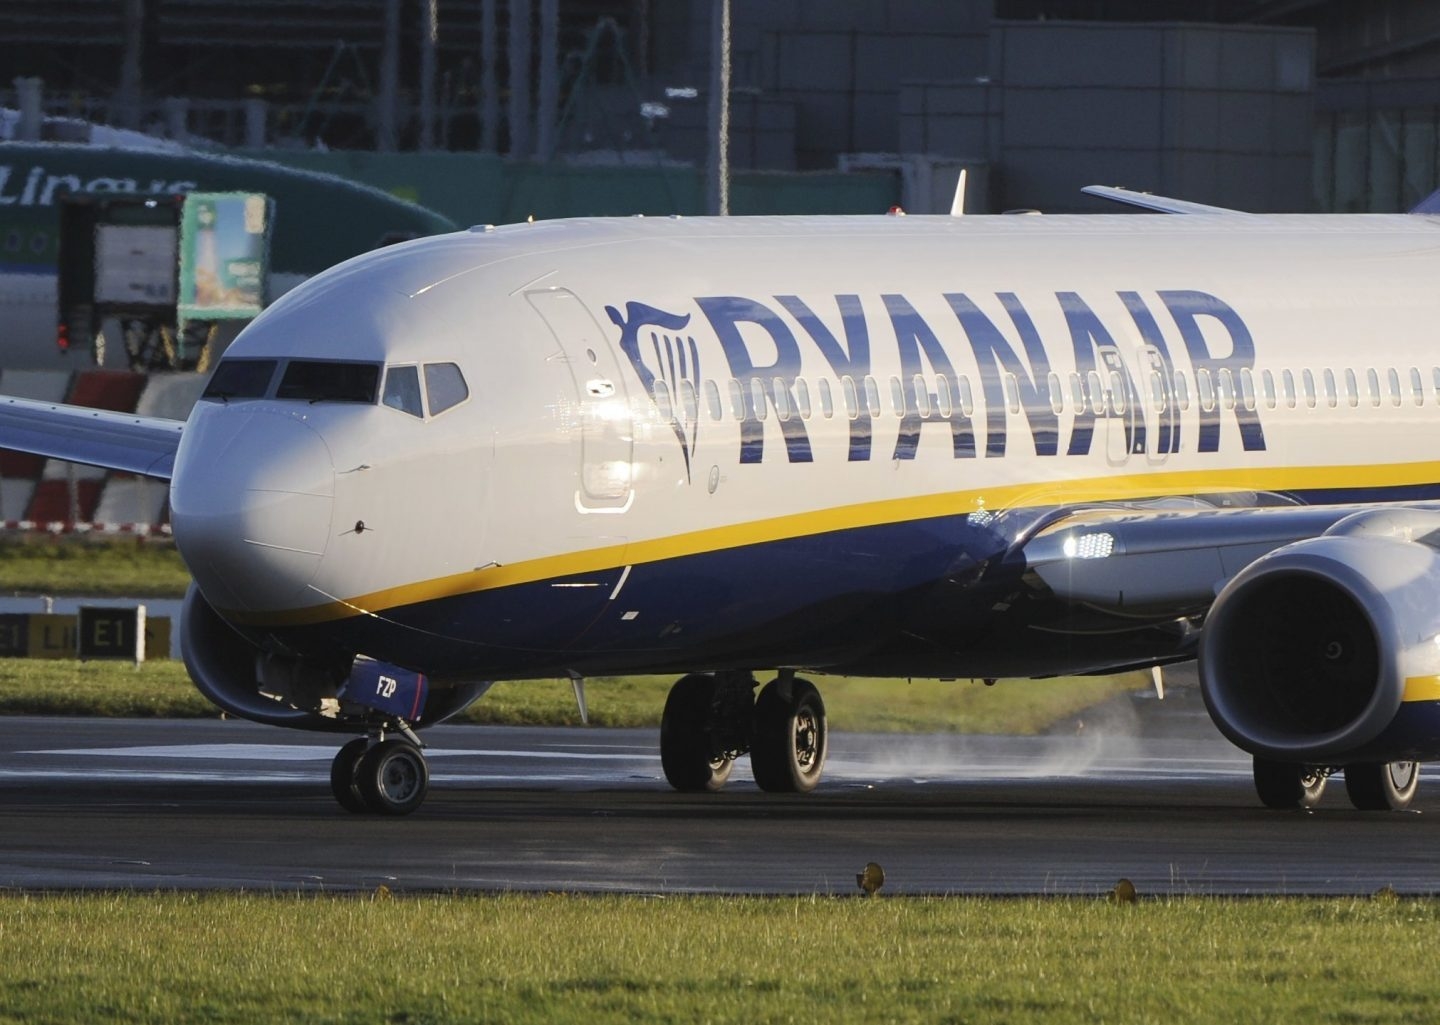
[535,0,559,161]
[377,0,400,151]
[14,78,42,142]
[481,0,498,151]
[119,0,144,129]
[508,0,532,160]
[419,0,438,150]
[706,0,731,216]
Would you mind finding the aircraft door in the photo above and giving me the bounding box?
[526,288,635,512]
[1096,345,1144,467]
[1138,345,1177,465]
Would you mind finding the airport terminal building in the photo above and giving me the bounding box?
[1,1,1438,213]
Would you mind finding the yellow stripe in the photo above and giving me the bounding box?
[1402,677,1440,703]
[227,459,1440,628]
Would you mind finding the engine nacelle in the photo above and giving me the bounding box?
[1200,511,1440,764]
[180,584,490,731]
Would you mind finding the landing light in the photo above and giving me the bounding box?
[1062,532,1115,560]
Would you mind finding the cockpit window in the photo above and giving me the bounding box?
[276,360,380,403]
[383,365,423,418]
[424,363,469,415]
[203,359,277,400]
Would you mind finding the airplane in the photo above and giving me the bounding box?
[0,134,455,370]
[4,187,1440,817]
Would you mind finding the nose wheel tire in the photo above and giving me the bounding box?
[355,739,430,816]
[1253,757,1327,810]
[1344,761,1420,811]
[660,674,735,792]
[750,677,827,793]
[329,737,370,813]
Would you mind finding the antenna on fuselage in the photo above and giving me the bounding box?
[569,672,590,725]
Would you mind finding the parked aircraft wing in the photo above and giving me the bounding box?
[1081,185,1248,216]
[0,395,184,480]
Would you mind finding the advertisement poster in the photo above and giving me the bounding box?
[177,192,272,322]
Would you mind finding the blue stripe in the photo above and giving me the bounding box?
[258,482,1440,682]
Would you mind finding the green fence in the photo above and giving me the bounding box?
[236,150,900,227]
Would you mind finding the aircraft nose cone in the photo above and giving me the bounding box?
[170,409,335,613]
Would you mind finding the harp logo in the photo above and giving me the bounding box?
[606,301,703,482]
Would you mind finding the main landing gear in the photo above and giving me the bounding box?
[330,723,430,815]
[1252,757,1420,812]
[660,671,828,794]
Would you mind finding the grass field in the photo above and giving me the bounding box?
[0,892,1433,1025]
[0,657,1143,733]
[1,535,1146,731]
[0,536,189,598]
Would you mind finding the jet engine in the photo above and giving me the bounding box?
[1200,510,1440,764]
[180,584,489,731]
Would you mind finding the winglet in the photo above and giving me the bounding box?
[949,168,968,217]
[1082,185,1247,216]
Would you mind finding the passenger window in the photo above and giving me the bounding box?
[889,377,905,416]
[1173,370,1190,411]
[1109,372,1126,414]
[1196,369,1215,412]
[1217,368,1236,410]
[704,380,723,420]
[1239,367,1256,411]
[1282,369,1296,409]
[1411,367,1425,406]
[1302,369,1317,409]
[936,375,954,418]
[957,376,975,417]
[652,380,674,420]
[1069,373,1084,411]
[277,360,380,403]
[382,365,423,417]
[913,375,931,418]
[679,379,699,423]
[841,376,859,421]
[772,378,791,421]
[817,378,835,419]
[795,378,812,419]
[1088,370,1108,413]
[204,358,277,400]
[423,363,469,415]
[1344,369,1359,408]
[1388,368,1402,406]
[727,379,745,419]
[1322,369,1337,408]
[1147,371,1164,413]
[749,378,769,420]
[1366,368,1381,407]
[1047,372,1064,416]
[1261,369,1275,410]
[1005,373,1021,414]
[863,376,883,418]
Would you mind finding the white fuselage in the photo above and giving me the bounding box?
[167,214,1440,678]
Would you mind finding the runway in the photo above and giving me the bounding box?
[2,678,1438,895]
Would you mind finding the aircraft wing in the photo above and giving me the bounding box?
[1020,501,1389,613]
[1081,185,1247,216]
[0,395,184,480]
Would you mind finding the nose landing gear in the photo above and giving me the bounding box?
[329,721,430,815]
